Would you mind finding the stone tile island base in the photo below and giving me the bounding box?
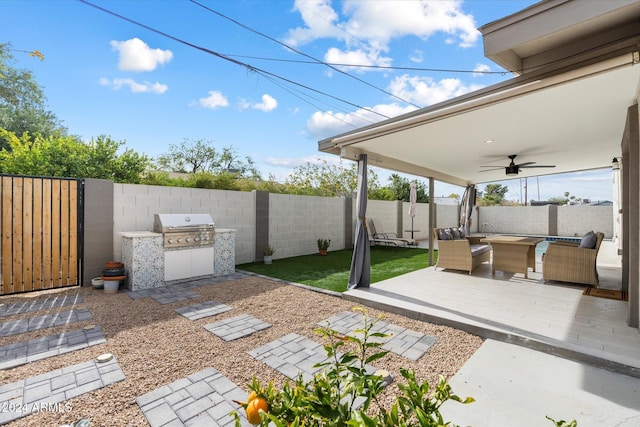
[120,229,236,291]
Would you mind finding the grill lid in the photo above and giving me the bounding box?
[153,214,214,233]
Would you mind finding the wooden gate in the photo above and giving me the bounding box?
[0,175,82,295]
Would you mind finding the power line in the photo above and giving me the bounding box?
[188,0,422,109]
[219,53,509,75]
[77,0,391,121]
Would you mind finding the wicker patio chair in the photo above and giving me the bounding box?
[542,231,604,286]
[433,227,491,274]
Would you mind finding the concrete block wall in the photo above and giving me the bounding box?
[269,194,345,258]
[557,205,613,238]
[367,200,400,236]
[477,206,549,235]
[435,204,460,228]
[112,184,256,264]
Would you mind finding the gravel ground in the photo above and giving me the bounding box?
[0,276,483,426]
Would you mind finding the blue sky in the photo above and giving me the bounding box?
[4,0,613,202]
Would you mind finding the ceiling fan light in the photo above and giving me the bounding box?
[506,165,519,176]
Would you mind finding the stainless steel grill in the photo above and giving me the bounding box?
[153,213,215,248]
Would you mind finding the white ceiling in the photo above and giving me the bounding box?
[321,57,640,187]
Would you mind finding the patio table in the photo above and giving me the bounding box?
[481,236,544,278]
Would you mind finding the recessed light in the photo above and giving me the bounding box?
[484,139,494,144]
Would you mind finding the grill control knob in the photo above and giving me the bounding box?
[177,238,183,243]
[168,239,173,244]
[194,237,200,242]
[186,238,191,242]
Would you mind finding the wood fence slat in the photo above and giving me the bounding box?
[68,180,78,285]
[60,180,70,286]
[51,180,61,288]
[12,178,24,293]
[1,177,13,295]
[22,178,33,291]
[32,179,43,290]
[42,179,52,289]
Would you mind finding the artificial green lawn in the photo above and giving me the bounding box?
[238,246,436,292]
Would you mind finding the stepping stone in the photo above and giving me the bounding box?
[0,309,93,337]
[0,294,83,317]
[136,367,251,427]
[175,301,232,321]
[123,287,200,305]
[0,326,107,370]
[204,314,271,341]
[0,356,125,425]
[248,333,381,384]
[320,311,437,361]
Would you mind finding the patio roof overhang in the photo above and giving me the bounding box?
[319,52,640,187]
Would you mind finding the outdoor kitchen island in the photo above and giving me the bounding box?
[120,228,236,291]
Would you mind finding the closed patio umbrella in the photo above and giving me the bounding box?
[348,154,370,289]
[460,184,475,236]
[408,181,417,240]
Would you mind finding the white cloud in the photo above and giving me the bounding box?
[409,49,424,64]
[100,77,168,94]
[253,94,278,112]
[286,0,479,69]
[306,103,416,139]
[196,91,229,109]
[473,63,491,77]
[110,38,173,72]
[387,74,483,106]
[324,47,392,72]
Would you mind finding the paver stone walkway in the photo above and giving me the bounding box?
[136,367,251,427]
[320,311,437,361]
[0,309,93,337]
[204,314,271,341]
[0,356,125,424]
[0,326,106,370]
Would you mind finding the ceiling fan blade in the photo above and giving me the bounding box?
[519,164,556,168]
[516,161,536,167]
[478,167,504,172]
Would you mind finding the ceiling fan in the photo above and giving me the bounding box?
[480,154,556,176]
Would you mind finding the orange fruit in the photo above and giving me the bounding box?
[245,397,268,425]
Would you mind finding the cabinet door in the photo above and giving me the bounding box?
[191,247,214,277]
[164,250,191,281]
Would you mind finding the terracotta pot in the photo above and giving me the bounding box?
[318,249,328,256]
[105,261,123,269]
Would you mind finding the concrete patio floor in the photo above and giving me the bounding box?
[343,240,640,425]
[344,241,640,377]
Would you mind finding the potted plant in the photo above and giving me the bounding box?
[263,244,275,264]
[317,238,331,256]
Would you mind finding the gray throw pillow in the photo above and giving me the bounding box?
[579,231,597,249]
[438,229,449,240]
[451,228,461,239]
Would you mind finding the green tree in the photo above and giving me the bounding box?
[284,160,382,197]
[0,129,150,183]
[0,43,66,149]
[479,183,509,205]
[386,174,429,202]
[156,138,261,179]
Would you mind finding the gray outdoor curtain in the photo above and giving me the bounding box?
[348,154,371,289]
[460,184,476,236]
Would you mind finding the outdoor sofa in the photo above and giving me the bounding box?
[542,231,604,287]
[433,227,491,274]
